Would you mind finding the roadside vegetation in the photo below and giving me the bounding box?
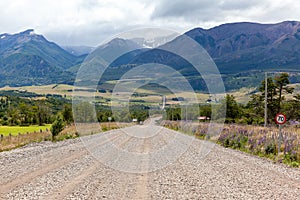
[163,121,299,167]
[163,73,300,167]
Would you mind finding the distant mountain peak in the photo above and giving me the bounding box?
[97,38,141,52]
[106,38,141,48]
[20,29,35,35]
[0,29,84,87]
[1,29,36,37]
[62,45,95,56]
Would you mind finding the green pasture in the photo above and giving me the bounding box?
[0,125,52,136]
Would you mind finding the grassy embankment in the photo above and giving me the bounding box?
[0,125,51,136]
[163,121,300,168]
[0,123,132,152]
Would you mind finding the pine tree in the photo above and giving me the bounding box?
[50,114,65,141]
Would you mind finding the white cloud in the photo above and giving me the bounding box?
[0,0,299,46]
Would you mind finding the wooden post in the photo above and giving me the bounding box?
[9,133,12,142]
[278,125,282,155]
[18,133,21,146]
[264,72,268,127]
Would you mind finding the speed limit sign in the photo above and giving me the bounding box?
[275,113,287,125]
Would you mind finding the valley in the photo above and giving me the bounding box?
[1,19,300,200]
[1,83,299,105]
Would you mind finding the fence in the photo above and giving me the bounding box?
[0,130,52,151]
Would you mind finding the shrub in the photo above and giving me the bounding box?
[50,114,65,141]
[265,142,276,155]
[290,161,299,168]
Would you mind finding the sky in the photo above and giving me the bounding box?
[0,0,299,46]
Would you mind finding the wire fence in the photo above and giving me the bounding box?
[0,130,51,151]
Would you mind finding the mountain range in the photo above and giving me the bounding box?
[186,21,300,73]
[1,21,300,90]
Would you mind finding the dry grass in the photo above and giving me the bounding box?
[0,131,52,151]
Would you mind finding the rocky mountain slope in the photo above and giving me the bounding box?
[0,29,83,86]
[186,21,300,73]
[1,21,300,89]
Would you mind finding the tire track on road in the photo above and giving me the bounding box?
[0,149,88,197]
[0,131,125,198]
[134,137,151,200]
[43,161,100,200]
[42,131,135,199]
[0,129,123,185]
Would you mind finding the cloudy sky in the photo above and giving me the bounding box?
[0,0,299,46]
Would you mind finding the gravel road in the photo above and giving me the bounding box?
[0,122,299,200]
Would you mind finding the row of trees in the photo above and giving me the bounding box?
[236,73,299,124]
[0,97,52,126]
[73,102,150,123]
[0,95,151,127]
[0,95,73,126]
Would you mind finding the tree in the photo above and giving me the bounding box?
[274,73,294,112]
[245,95,264,124]
[62,104,73,124]
[284,94,300,120]
[166,107,181,121]
[36,102,51,126]
[50,114,65,141]
[249,73,294,124]
[222,94,241,123]
[292,94,300,120]
[18,102,30,125]
[73,102,96,123]
[7,107,20,126]
[199,104,212,118]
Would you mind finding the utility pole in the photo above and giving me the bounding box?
[171,104,173,121]
[185,104,187,121]
[161,95,166,110]
[264,72,268,127]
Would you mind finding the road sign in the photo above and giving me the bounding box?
[275,113,287,125]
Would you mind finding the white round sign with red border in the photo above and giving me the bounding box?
[275,113,287,125]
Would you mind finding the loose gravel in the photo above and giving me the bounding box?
[0,123,299,200]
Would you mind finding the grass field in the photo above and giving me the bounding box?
[0,125,51,136]
[0,83,299,105]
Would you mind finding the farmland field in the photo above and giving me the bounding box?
[0,125,51,136]
[3,83,298,105]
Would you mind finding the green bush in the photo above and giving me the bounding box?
[290,161,299,168]
[265,142,276,155]
[50,114,65,141]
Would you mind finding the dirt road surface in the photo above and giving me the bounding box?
[1,122,299,199]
